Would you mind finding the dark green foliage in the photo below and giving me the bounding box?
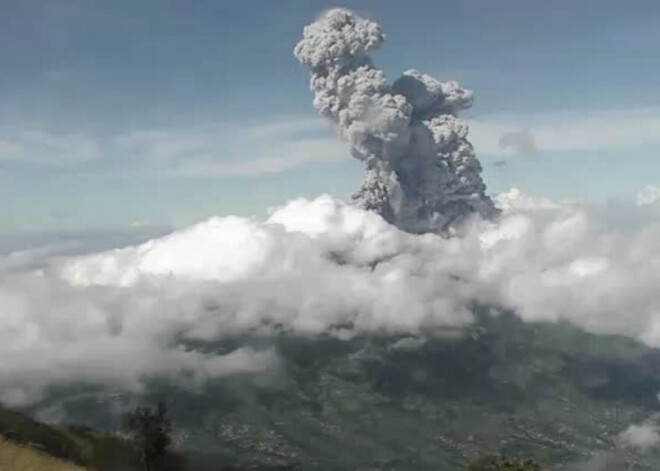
[468,455,545,471]
[0,405,137,470]
[28,314,660,470]
[123,401,173,471]
[0,406,87,464]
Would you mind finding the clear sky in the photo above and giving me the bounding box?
[1,0,659,237]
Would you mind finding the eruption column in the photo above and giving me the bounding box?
[294,8,497,233]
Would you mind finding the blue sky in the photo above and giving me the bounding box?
[1,0,659,237]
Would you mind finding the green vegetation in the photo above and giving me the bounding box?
[468,456,545,471]
[158,314,660,471]
[0,405,223,471]
[0,436,88,471]
[0,405,134,470]
[0,402,566,471]
[12,313,660,470]
[123,401,173,471]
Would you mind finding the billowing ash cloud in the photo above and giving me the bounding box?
[294,8,497,233]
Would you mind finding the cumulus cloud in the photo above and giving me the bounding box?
[0,268,279,406]
[493,188,561,211]
[636,185,660,207]
[618,422,660,451]
[4,188,660,405]
[0,242,80,272]
[0,224,173,256]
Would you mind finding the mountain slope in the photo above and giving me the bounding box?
[176,315,660,470]
[30,313,660,471]
[0,436,88,471]
[0,407,134,471]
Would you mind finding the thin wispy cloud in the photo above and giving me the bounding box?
[469,107,660,157]
[0,129,101,165]
[5,107,656,171]
[116,118,347,177]
[170,138,346,177]
[0,117,346,176]
[498,129,537,156]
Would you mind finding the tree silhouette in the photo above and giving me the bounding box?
[123,400,172,471]
[467,455,545,471]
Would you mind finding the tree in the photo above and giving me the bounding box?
[467,455,545,471]
[122,400,172,471]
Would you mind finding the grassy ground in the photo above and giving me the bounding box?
[0,407,136,470]
[0,436,88,471]
[0,406,204,471]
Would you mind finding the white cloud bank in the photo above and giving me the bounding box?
[618,422,660,452]
[3,189,660,406]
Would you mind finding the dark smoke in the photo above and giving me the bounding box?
[294,8,497,233]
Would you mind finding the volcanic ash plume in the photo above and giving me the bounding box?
[294,8,497,233]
